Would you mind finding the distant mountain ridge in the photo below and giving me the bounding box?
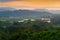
[0,7,55,19]
[0,7,15,11]
[0,9,53,19]
[0,7,60,14]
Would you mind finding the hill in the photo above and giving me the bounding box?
[0,9,52,19]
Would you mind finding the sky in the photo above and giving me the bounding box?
[0,0,60,10]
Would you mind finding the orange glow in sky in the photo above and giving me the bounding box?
[0,0,60,10]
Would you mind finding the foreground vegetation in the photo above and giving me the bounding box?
[0,19,60,40]
[0,29,60,40]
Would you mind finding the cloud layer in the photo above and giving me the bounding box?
[0,0,11,2]
[0,0,60,2]
[0,0,23,2]
[0,0,60,10]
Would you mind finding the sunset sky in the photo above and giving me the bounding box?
[0,0,60,10]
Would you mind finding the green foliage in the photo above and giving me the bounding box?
[0,30,60,40]
[0,20,60,40]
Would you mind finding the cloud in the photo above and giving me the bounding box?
[0,0,23,2]
[0,0,11,2]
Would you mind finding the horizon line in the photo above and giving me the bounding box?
[0,6,60,10]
